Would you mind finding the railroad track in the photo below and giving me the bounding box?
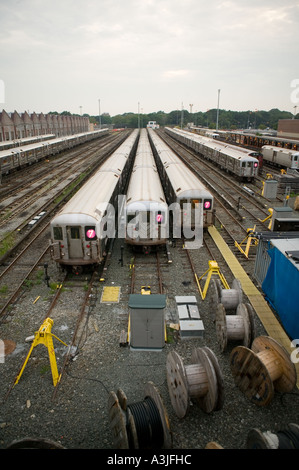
[0,133,129,242]
[3,267,101,402]
[0,132,131,322]
[157,129,274,263]
[129,248,167,295]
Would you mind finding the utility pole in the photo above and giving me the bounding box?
[189,104,193,126]
[138,102,140,129]
[181,102,184,129]
[98,99,101,129]
[216,89,220,131]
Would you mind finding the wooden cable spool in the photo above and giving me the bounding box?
[216,302,255,352]
[213,278,243,311]
[230,336,297,406]
[108,381,172,449]
[247,423,299,449]
[205,441,224,449]
[166,347,224,418]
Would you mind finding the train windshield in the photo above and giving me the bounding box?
[180,198,203,209]
[53,227,63,240]
[70,227,80,239]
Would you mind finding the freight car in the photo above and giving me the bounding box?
[49,130,139,272]
[261,146,299,170]
[0,129,109,177]
[125,129,168,253]
[166,127,259,181]
[148,128,214,238]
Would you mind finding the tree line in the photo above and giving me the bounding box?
[50,108,298,130]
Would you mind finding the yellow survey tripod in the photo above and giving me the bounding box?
[197,260,230,300]
[14,318,68,388]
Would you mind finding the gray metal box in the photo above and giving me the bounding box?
[175,295,197,304]
[129,294,166,350]
[179,320,205,339]
[263,180,278,199]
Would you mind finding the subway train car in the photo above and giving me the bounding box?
[166,127,259,181]
[148,128,214,237]
[261,145,299,170]
[49,130,139,272]
[0,129,109,176]
[125,129,168,253]
[0,134,55,151]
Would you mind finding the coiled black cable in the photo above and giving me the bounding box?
[277,427,299,449]
[126,396,164,449]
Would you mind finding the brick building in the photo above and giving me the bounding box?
[277,119,299,140]
[0,109,90,142]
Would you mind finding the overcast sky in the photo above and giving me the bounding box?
[0,0,298,117]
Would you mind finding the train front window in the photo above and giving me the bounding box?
[180,199,188,209]
[127,214,136,223]
[53,227,63,240]
[70,227,80,239]
[191,199,201,209]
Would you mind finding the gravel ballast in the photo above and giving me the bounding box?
[0,235,298,452]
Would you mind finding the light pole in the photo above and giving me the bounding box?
[216,89,220,131]
[98,99,101,129]
[138,102,140,129]
[189,104,193,126]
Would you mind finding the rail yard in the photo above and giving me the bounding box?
[0,127,298,452]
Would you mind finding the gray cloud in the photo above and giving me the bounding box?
[1,0,298,116]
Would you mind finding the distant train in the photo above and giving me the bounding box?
[0,129,109,177]
[0,134,56,151]
[165,127,259,181]
[50,130,139,272]
[125,129,168,252]
[148,128,215,235]
[261,145,299,170]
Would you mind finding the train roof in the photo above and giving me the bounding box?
[148,129,213,199]
[51,170,121,224]
[166,127,259,162]
[262,145,299,155]
[126,130,166,211]
[51,130,139,224]
[0,134,55,150]
[0,129,108,160]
